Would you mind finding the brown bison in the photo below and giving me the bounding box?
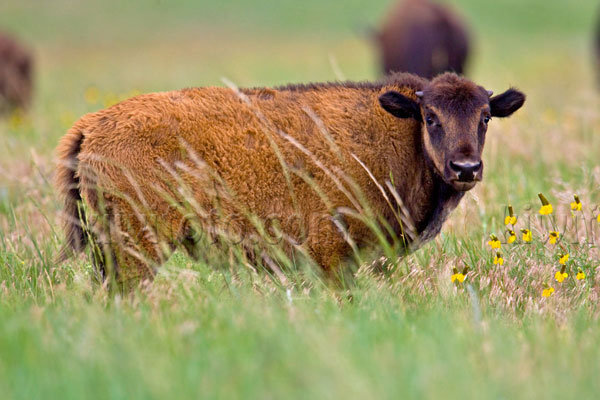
[375,0,470,79]
[56,72,525,288]
[0,32,33,114]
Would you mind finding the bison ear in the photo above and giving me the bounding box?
[490,89,526,118]
[379,91,422,122]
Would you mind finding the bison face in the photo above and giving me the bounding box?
[379,73,525,192]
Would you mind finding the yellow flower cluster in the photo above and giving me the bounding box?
[570,195,582,211]
[451,272,465,283]
[493,252,504,266]
[487,195,592,299]
[504,205,517,226]
[548,231,559,245]
[558,253,569,265]
[539,204,553,215]
[554,270,568,283]
[487,234,501,249]
[507,229,516,244]
[451,266,468,283]
[542,286,555,297]
[538,193,553,215]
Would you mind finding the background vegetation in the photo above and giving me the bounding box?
[0,0,599,398]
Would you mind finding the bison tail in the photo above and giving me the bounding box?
[55,126,88,262]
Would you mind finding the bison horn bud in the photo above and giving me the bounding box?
[487,90,493,97]
[415,91,424,98]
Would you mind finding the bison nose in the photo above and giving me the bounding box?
[449,160,482,182]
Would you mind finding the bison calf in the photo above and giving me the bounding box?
[56,72,525,287]
[0,32,33,114]
[375,0,470,79]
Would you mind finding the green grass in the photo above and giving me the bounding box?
[0,0,600,398]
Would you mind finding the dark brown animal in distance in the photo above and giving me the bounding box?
[55,72,525,288]
[0,32,33,114]
[375,0,470,78]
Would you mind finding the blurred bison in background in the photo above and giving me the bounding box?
[375,0,470,79]
[0,32,33,114]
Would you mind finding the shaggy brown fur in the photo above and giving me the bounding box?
[0,32,33,114]
[375,0,470,78]
[55,72,525,287]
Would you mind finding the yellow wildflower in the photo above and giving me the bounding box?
[507,229,516,244]
[451,272,465,283]
[542,287,555,297]
[558,253,569,265]
[576,269,586,280]
[451,266,467,283]
[538,193,553,215]
[570,195,582,211]
[539,204,553,215]
[521,228,532,242]
[597,214,600,224]
[487,234,501,249]
[555,270,568,283]
[504,206,517,225]
[548,231,559,244]
[493,252,504,265]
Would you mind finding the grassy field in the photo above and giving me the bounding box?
[0,0,600,398]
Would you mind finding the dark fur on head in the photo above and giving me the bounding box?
[421,73,489,119]
[379,72,525,192]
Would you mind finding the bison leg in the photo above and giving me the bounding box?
[93,197,173,291]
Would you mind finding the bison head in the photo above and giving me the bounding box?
[379,73,525,191]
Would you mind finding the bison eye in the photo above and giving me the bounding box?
[483,116,491,124]
[425,116,436,126]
